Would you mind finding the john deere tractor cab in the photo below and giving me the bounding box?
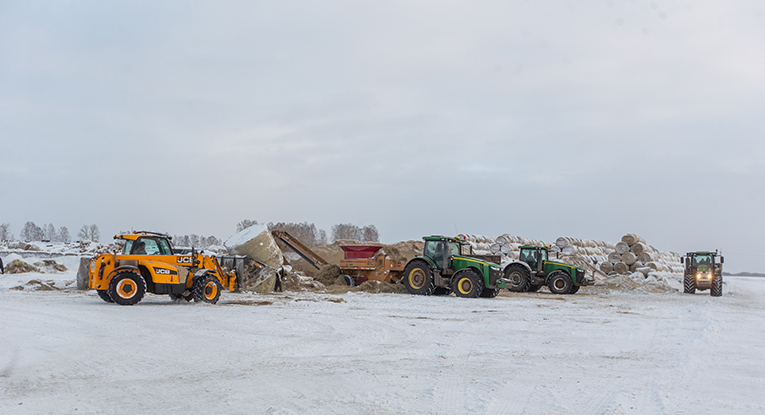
[402,235,505,298]
[502,245,592,294]
[681,251,724,297]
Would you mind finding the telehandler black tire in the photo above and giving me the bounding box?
[97,290,114,303]
[193,275,222,304]
[452,269,483,298]
[547,271,573,295]
[504,263,530,293]
[711,276,723,297]
[527,284,542,292]
[402,260,435,295]
[683,273,696,294]
[108,271,146,306]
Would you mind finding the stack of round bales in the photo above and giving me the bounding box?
[599,233,682,276]
[490,233,547,261]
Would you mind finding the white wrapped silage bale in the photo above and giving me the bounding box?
[500,244,512,255]
[615,242,630,254]
[639,252,655,263]
[622,252,637,265]
[600,261,614,273]
[621,233,645,246]
[490,244,501,255]
[608,252,622,263]
[630,242,647,255]
[614,262,629,274]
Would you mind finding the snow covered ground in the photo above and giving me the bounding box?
[1,264,763,415]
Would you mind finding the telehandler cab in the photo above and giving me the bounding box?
[502,245,592,294]
[88,231,238,305]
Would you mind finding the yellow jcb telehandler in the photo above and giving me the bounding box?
[88,231,239,305]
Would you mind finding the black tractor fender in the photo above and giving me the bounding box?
[192,269,216,284]
[105,265,140,282]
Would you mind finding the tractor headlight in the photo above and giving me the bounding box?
[696,273,701,279]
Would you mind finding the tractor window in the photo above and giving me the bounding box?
[692,255,713,268]
[158,238,173,255]
[135,237,161,255]
[540,250,548,263]
[424,241,436,259]
[121,240,134,255]
[447,242,460,258]
[424,240,446,267]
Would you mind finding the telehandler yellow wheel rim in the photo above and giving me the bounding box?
[116,279,137,299]
[204,281,219,301]
[408,269,426,289]
[457,277,473,295]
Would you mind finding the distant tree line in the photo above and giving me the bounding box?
[236,219,379,247]
[2,221,99,243]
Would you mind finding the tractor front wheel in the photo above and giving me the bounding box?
[683,273,696,294]
[711,276,723,297]
[547,271,573,295]
[451,269,484,298]
[504,264,530,292]
[402,261,435,295]
[108,271,146,306]
[527,284,542,292]
[193,275,222,304]
[569,285,580,294]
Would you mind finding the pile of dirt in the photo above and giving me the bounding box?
[314,264,341,286]
[357,280,408,294]
[10,279,62,291]
[281,269,325,291]
[34,260,67,273]
[5,259,39,274]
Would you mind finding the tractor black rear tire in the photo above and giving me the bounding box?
[108,271,146,306]
[683,273,696,294]
[193,275,222,304]
[569,285,580,294]
[451,269,484,298]
[548,271,573,295]
[504,263,531,293]
[480,287,499,298]
[97,290,114,303]
[711,276,723,297]
[527,284,542,292]
[402,261,435,295]
[433,286,452,296]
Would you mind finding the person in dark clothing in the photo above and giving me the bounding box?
[134,241,146,255]
[0,257,4,274]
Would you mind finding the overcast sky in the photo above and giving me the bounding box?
[1,1,763,272]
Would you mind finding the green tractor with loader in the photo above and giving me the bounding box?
[503,245,592,294]
[402,235,506,298]
[681,251,724,297]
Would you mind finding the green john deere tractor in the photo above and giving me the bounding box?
[502,245,592,294]
[402,235,505,298]
[681,251,724,297]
